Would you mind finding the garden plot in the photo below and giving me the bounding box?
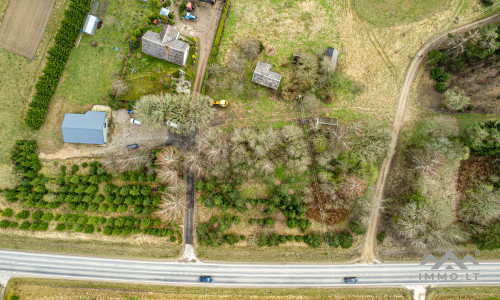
[0,140,183,259]
[0,0,56,59]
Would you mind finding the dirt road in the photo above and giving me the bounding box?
[178,1,224,93]
[360,12,500,263]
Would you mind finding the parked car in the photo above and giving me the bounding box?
[126,144,138,150]
[344,277,358,284]
[166,120,179,128]
[130,118,142,125]
[199,276,213,283]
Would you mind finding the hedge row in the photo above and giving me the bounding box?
[201,0,231,94]
[25,0,91,129]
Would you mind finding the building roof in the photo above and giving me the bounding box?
[167,39,189,51]
[325,47,339,71]
[252,61,282,90]
[83,15,98,35]
[254,61,272,76]
[62,111,106,130]
[160,7,170,16]
[160,25,179,44]
[61,111,107,144]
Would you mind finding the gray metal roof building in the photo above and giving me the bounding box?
[252,61,282,90]
[61,111,108,144]
[142,25,190,66]
[325,47,339,71]
[83,14,99,35]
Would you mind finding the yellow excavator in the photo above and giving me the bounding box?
[210,99,229,108]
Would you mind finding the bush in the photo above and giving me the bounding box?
[264,217,274,227]
[224,234,239,245]
[480,0,494,5]
[163,0,171,7]
[303,233,323,248]
[461,121,500,156]
[339,231,353,249]
[170,236,177,242]
[294,235,303,242]
[286,218,297,229]
[349,220,366,235]
[325,232,340,247]
[435,81,447,92]
[24,0,92,129]
[168,19,174,25]
[168,12,174,19]
[377,232,386,243]
[248,218,255,225]
[128,37,139,49]
[1,208,13,217]
[258,219,264,226]
[31,210,43,221]
[443,87,472,111]
[430,67,451,82]
[473,220,500,250]
[240,235,246,241]
[179,1,187,13]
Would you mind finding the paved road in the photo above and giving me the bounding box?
[360,11,500,262]
[1,250,499,287]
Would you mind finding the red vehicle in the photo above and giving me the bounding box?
[186,2,193,11]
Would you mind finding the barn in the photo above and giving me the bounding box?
[61,111,108,144]
[252,61,282,90]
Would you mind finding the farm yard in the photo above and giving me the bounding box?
[0,0,57,59]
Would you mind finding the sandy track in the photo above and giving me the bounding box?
[360,12,500,263]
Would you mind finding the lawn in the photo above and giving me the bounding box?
[353,0,449,27]
[427,286,500,300]
[205,0,346,127]
[36,0,198,154]
[5,278,413,300]
[0,0,70,188]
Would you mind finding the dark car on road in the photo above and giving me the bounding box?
[199,276,213,283]
[344,277,358,283]
[126,144,138,150]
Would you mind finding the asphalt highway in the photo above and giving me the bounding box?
[0,250,499,287]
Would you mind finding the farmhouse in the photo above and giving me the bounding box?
[252,61,282,90]
[61,111,108,145]
[324,47,339,71]
[142,25,189,66]
[83,14,99,35]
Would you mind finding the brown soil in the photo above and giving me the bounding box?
[456,155,496,194]
[0,0,56,59]
[417,55,500,114]
[306,184,350,225]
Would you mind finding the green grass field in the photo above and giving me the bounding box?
[427,286,500,299]
[354,0,450,27]
[5,278,413,300]
[0,0,70,188]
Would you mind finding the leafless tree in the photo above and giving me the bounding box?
[159,182,187,220]
[185,151,205,178]
[447,29,481,56]
[411,148,443,176]
[105,148,149,172]
[111,79,129,98]
[240,38,261,61]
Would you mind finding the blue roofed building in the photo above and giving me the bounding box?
[61,111,108,144]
